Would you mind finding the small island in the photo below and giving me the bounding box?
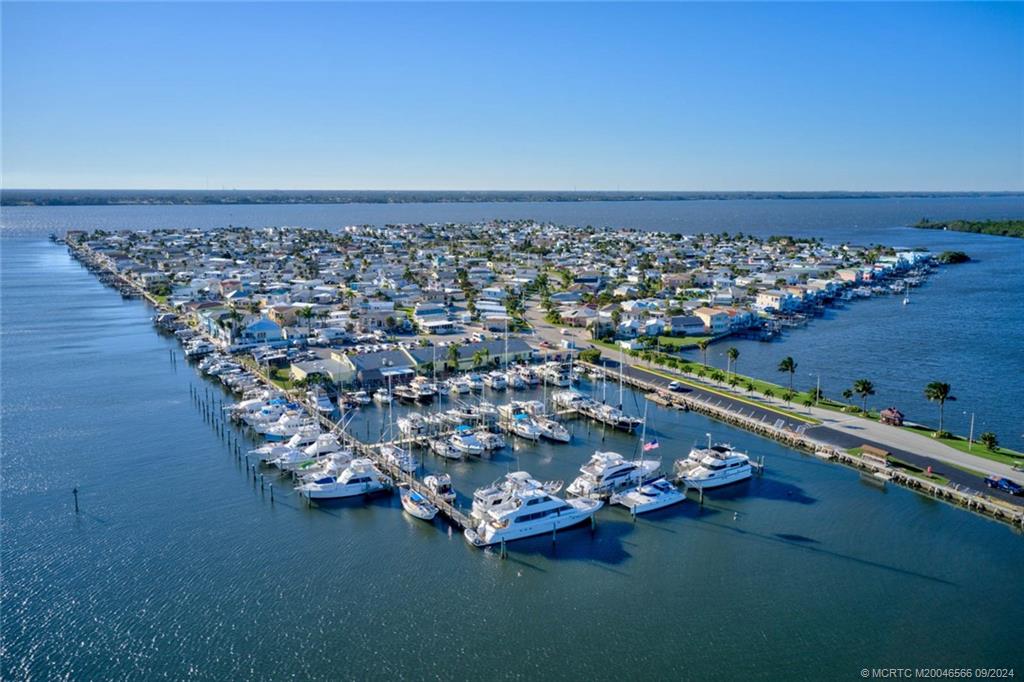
[914,218,1024,238]
[936,250,970,264]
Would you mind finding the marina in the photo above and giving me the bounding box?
[67,235,1024,535]
[4,214,1023,680]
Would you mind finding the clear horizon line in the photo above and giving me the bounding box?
[3,187,1022,194]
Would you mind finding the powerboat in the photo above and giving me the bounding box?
[308,388,334,414]
[424,473,456,502]
[505,370,526,390]
[674,443,753,490]
[296,458,390,499]
[466,374,485,392]
[510,413,541,441]
[567,451,661,499]
[610,478,685,514]
[383,444,419,473]
[285,425,322,450]
[429,437,463,460]
[464,476,601,547]
[296,450,355,483]
[484,371,507,390]
[394,384,420,403]
[470,472,562,522]
[348,390,372,405]
[475,430,506,451]
[400,487,439,520]
[397,414,429,438]
[373,387,392,404]
[450,428,485,456]
[410,377,438,402]
[262,412,315,441]
[536,416,571,443]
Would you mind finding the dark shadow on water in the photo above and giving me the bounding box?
[304,491,395,515]
[689,517,956,587]
[690,477,816,505]
[501,519,636,567]
[774,533,819,544]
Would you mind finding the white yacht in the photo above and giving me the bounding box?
[429,437,462,460]
[348,390,372,405]
[505,370,526,390]
[466,374,485,392]
[249,443,293,463]
[610,478,686,514]
[397,414,429,438]
[518,367,540,386]
[567,451,661,499]
[448,379,471,394]
[470,472,563,522]
[450,428,485,456]
[510,413,541,441]
[536,416,571,443]
[400,487,439,520]
[286,425,322,450]
[475,430,506,451]
[383,444,419,474]
[675,444,753,490]
[424,473,456,502]
[464,477,602,547]
[296,450,354,483]
[296,458,390,499]
[262,412,315,441]
[410,376,438,402]
[308,388,334,415]
[373,387,392,404]
[484,371,507,390]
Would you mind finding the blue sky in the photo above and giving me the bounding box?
[2,2,1021,191]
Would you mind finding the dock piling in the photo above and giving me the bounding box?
[72,487,79,513]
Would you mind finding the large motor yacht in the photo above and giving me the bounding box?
[295,458,390,499]
[464,475,602,547]
[566,451,660,499]
[674,443,753,490]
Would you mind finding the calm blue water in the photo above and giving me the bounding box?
[2,198,1023,680]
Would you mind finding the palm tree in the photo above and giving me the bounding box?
[763,387,776,400]
[924,381,956,434]
[447,343,460,371]
[726,347,739,377]
[852,379,875,414]
[777,356,797,394]
[471,350,485,368]
[698,339,710,367]
[979,432,999,451]
[842,388,854,403]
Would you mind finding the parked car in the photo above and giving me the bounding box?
[667,381,683,392]
[984,477,1024,496]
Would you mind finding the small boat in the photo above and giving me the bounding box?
[394,384,419,403]
[466,374,485,392]
[348,390,372,405]
[424,473,456,502]
[400,487,439,521]
[383,444,419,473]
[373,387,393,404]
[510,413,541,441]
[536,416,571,443]
[611,478,685,514]
[475,431,506,451]
[308,388,334,414]
[451,427,485,455]
[429,438,463,460]
[484,371,507,390]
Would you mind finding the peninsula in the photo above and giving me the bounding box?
[914,218,1024,238]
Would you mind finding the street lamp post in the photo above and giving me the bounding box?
[964,410,975,451]
[809,372,821,407]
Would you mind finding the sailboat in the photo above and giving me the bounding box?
[902,283,910,306]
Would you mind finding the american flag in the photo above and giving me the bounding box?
[643,439,659,452]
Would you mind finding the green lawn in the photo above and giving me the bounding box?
[656,335,715,349]
[901,424,1024,467]
[269,367,296,391]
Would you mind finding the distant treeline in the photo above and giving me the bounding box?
[914,218,1024,238]
[2,189,1020,207]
